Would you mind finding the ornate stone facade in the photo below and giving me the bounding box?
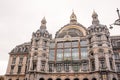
[5,11,120,80]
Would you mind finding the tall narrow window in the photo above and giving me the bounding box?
[41,61,45,71]
[57,49,63,61]
[109,59,113,70]
[64,63,69,72]
[49,50,55,61]
[82,62,88,71]
[91,60,95,71]
[19,57,23,64]
[64,48,71,60]
[33,61,37,70]
[56,63,62,72]
[81,48,87,59]
[72,48,79,60]
[12,57,16,64]
[116,64,120,72]
[72,63,79,72]
[17,66,22,74]
[114,52,119,59]
[99,59,106,69]
[49,63,54,72]
[10,65,14,74]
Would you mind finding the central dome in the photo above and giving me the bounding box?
[55,12,87,38]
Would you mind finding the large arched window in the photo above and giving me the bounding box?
[39,78,44,80]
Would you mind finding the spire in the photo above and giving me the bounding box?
[70,11,77,24]
[92,10,99,25]
[40,17,47,29]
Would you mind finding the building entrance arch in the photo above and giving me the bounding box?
[39,78,45,80]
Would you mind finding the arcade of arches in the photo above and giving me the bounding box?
[38,78,118,80]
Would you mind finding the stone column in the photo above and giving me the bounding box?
[105,53,110,70]
[29,57,33,70]
[37,57,41,71]
[95,54,99,71]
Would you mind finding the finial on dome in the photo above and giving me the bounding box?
[92,10,99,25]
[70,10,77,24]
[40,17,46,29]
[41,16,47,24]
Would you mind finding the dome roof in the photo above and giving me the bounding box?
[55,12,87,38]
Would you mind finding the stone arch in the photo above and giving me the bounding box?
[83,78,88,80]
[39,78,45,80]
[8,79,12,80]
[92,78,97,80]
[112,78,117,80]
[65,78,70,80]
[74,78,79,80]
[48,78,53,80]
[56,78,61,80]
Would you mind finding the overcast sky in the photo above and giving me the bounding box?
[0,0,120,75]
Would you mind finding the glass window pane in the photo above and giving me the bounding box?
[64,48,71,60]
[64,42,71,48]
[72,48,79,60]
[50,43,55,48]
[57,49,63,61]
[81,48,87,59]
[80,40,87,46]
[72,41,78,47]
[49,50,54,61]
[57,42,63,48]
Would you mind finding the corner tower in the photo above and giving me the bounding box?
[87,11,117,80]
[26,17,52,80]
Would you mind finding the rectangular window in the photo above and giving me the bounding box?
[57,42,63,48]
[10,65,14,74]
[64,42,71,48]
[33,62,37,70]
[49,50,55,61]
[80,40,87,46]
[64,63,69,72]
[49,63,54,72]
[72,41,78,47]
[114,53,120,60]
[41,62,45,71]
[82,63,88,71]
[72,63,79,72]
[57,49,63,61]
[17,66,22,74]
[109,60,113,70]
[19,57,23,64]
[72,48,79,60]
[91,60,95,71]
[12,57,16,64]
[50,42,55,49]
[64,48,71,60]
[81,48,87,59]
[99,59,106,69]
[116,64,120,72]
[56,63,62,72]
